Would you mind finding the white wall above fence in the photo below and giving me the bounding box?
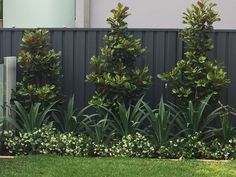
[81,0,236,29]
[4,0,76,28]
[75,0,90,28]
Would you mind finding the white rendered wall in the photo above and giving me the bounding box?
[87,0,236,29]
[4,0,75,28]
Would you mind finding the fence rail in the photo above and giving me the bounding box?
[0,28,236,114]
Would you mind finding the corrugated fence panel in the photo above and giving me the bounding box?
[215,32,228,105]
[85,31,97,106]
[228,33,236,111]
[0,29,236,112]
[154,32,166,106]
[74,31,86,108]
[143,31,154,106]
[164,32,179,102]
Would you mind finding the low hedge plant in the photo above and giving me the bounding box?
[2,125,236,160]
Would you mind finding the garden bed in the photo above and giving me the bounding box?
[1,0,235,163]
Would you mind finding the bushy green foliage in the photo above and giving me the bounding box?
[3,127,236,160]
[8,101,56,133]
[143,98,176,146]
[219,115,236,142]
[158,132,236,160]
[207,138,236,160]
[175,95,223,138]
[211,104,236,142]
[2,124,92,156]
[81,98,148,143]
[106,97,147,137]
[47,132,92,156]
[52,96,78,133]
[12,29,62,108]
[3,124,56,155]
[110,133,155,157]
[3,127,154,158]
[158,0,230,105]
[82,113,113,144]
[89,133,155,157]
[91,143,111,157]
[86,3,152,109]
[158,132,209,159]
[52,96,94,133]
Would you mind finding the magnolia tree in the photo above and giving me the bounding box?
[12,29,62,108]
[158,0,230,105]
[87,3,152,109]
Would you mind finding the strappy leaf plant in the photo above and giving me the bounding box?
[175,95,222,138]
[104,98,147,137]
[143,98,177,146]
[8,101,56,133]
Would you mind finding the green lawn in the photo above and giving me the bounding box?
[0,156,235,177]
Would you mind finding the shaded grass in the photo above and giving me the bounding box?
[0,155,235,177]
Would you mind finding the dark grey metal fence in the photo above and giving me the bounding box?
[0,28,236,111]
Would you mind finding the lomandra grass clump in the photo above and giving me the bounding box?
[86,3,152,109]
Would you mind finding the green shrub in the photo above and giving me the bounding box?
[92,143,112,157]
[110,133,155,158]
[207,138,236,160]
[2,124,92,156]
[106,98,147,137]
[86,3,151,109]
[174,95,222,138]
[82,133,155,158]
[53,96,93,133]
[3,124,56,155]
[82,113,113,145]
[210,103,236,142]
[2,125,154,158]
[218,116,236,142]
[81,98,149,144]
[143,98,176,146]
[158,0,230,105]
[157,132,209,159]
[52,96,78,133]
[8,101,56,133]
[12,29,62,109]
[157,132,236,160]
[2,126,236,160]
[48,132,92,156]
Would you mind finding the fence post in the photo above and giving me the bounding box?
[3,56,16,118]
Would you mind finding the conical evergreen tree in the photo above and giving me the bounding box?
[87,3,152,109]
[158,0,230,105]
[12,29,62,108]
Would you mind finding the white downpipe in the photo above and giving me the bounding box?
[76,0,90,28]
